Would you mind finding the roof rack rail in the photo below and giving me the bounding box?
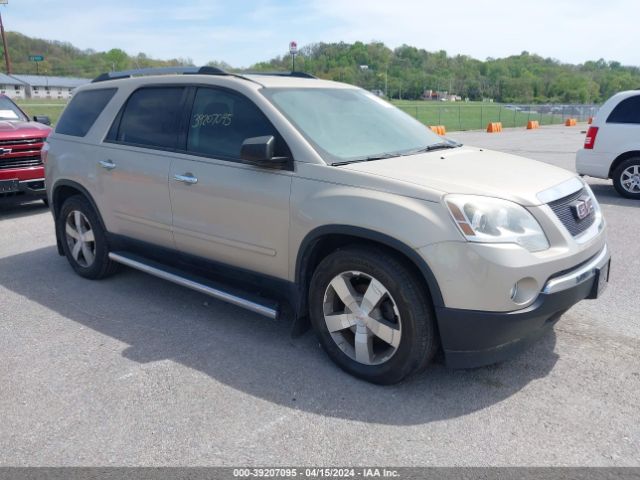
[241,71,317,79]
[92,66,228,83]
[91,67,317,85]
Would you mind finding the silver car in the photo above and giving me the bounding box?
[45,67,610,384]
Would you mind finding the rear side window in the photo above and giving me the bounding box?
[187,87,286,160]
[112,87,186,149]
[607,95,640,124]
[56,88,116,137]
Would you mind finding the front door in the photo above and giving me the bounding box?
[169,87,292,280]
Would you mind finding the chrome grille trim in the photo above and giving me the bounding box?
[548,187,596,237]
[0,136,45,170]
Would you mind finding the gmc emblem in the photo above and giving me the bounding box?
[0,148,12,155]
[571,196,594,221]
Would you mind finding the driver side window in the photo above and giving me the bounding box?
[187,88,285,161]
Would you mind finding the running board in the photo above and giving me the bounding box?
[108,252,279,320]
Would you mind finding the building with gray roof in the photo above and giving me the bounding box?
[0,73,28,99]
[8,75,90,100]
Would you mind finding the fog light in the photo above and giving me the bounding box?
[510,277,539,305]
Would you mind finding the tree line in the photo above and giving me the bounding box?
[3,32,194,80]
[253,42,640,104]
[4,33,639,104]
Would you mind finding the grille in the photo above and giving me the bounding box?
[0,137,44,170]
[0,138,42,147]
[0,155,42,169]
[548,187,596,237]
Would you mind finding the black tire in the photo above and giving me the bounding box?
[612,157,640,199]
[309,246,437,385]
[58,195,118,279]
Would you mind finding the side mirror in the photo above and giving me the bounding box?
[240,135,288,169]
[33,115,51,126]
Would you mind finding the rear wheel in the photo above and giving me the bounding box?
[612,157,640,199]
[309,247,437,384]
[58,195,117,279]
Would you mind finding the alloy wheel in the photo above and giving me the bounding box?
[322,271,402,366]
[620,165,640,194]
[64,210,96,268]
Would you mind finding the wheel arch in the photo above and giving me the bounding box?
[608,151,640,179]
[294,225,445,320]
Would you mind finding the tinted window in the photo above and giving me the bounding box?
[115,87,185,149]
[187,88,283,160]
[607,95,640,124]
[56,88,116,137]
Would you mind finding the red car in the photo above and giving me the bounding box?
[0,94,52,204]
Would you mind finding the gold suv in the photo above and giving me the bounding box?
[45,67,610,384]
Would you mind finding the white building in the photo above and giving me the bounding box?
[0,73,27,99]
[9,75,90,100]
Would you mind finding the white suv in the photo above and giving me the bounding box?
[576,90,640,199]
[46,67,610,384]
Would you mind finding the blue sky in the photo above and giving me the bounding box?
[3,0,639,67]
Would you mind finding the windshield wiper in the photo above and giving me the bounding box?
[332,142,462,166]
[403,141,462,156]
[332,153,397,166]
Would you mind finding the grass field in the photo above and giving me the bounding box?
[12,97,592,132]
[16,99,67,126]
[391,100,593,131]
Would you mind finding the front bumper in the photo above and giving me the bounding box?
[0,177,46,199]
[437,244,611,368]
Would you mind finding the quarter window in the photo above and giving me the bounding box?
[607,95,640,124]
[114,87,186,149]
[56,88,117,137]
[187,88,285,160]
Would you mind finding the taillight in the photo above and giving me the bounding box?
[584,126,599,149]
[41,141,50,164]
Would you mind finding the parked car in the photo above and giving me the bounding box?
[0,94,51,203]
[576,90,640,199]
[45,67,610,384]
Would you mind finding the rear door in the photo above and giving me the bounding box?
[601,94,640,156]
[168,86,292,280]
[100,86,189,249]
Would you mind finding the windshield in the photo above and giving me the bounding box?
[0,96,28,122]
[262,88,448,164]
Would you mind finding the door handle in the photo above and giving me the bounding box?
[173,173,198,185]
[99,159,116,170]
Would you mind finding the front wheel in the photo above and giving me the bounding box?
[309,247,437,384]
[612,157,640,199]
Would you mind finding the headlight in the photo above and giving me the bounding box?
[583,183,602,216]
[445,194,550,252]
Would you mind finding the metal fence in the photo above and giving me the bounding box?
[396,103,600,131]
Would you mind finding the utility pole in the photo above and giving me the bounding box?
[384,68,388,97]
[0,5,11,74]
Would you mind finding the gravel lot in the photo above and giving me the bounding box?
[1,125,638,466]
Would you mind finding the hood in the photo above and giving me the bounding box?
[0,120,51,138]
[342,146,577,206]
